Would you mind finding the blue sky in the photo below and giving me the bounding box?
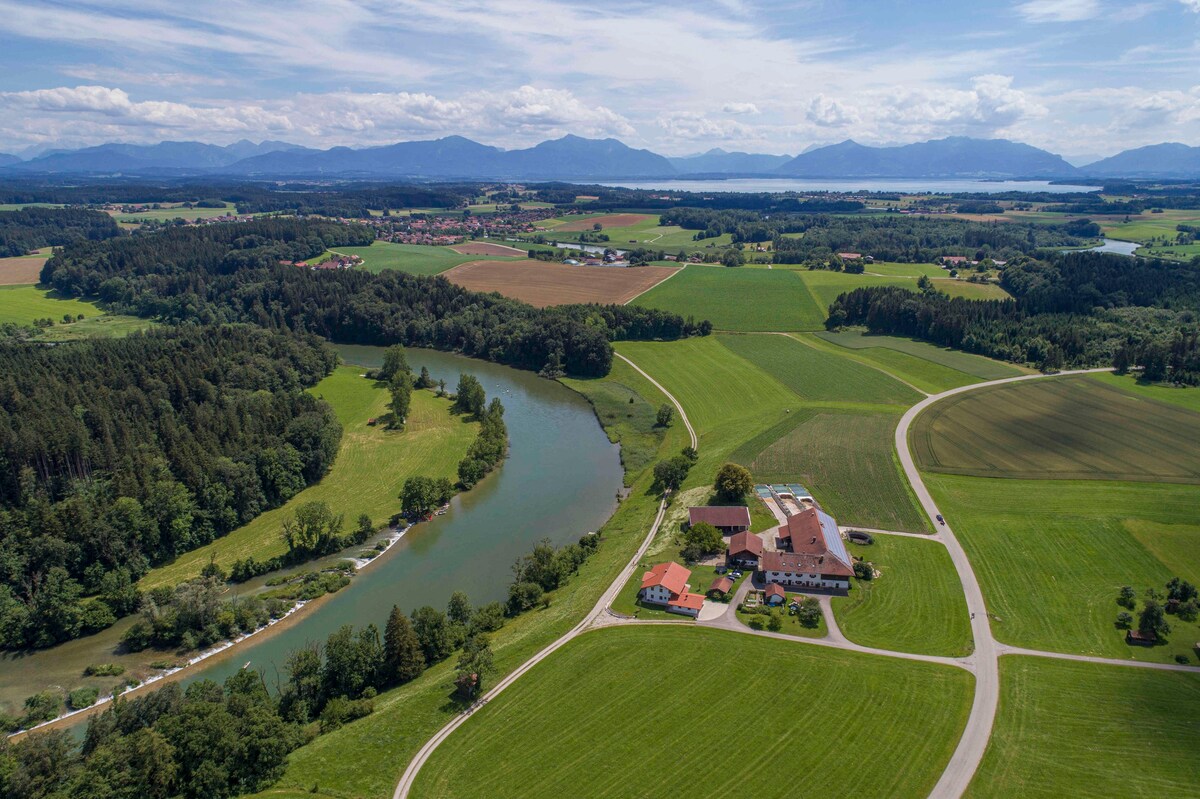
[0,0,1196,159]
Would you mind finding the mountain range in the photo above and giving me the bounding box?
[1,135,1197,181]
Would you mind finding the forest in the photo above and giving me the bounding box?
[39,218,698,378]
[0,207,121,257]
[828,251,1200,382]
[0,326,342,649]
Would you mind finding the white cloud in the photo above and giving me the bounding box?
[722,102,760,115]
[1015,0,1101,22]
[655,112,754,141]
[806,94,858,127]
[1179,0,1200,10]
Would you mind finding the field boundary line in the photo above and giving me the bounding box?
[997,645,1200,673]
[614,352,697,450]
[394,495,670,798]
[896,366,1112,799]
[781,331,931,397]
[622,265,682,306]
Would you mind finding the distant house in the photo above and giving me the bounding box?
[837,252,862,261]
[689,506,751,534]
[764,583,786,606]
[1126,629,1157,646]
[727,531,764,568]
[639,562,705,617]
[940,255,969,265]
[763,507,854,592]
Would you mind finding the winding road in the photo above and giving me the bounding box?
[395,359,1198,799]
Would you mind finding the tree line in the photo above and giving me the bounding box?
[0,206,121,257]
[39,218,702,378]
[828,251,1200,382]
[0,326,342,649]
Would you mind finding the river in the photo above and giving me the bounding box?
[0,346,622,721]
[594,178,1100,194]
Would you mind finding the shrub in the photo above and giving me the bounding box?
[853,561,874,581]
[319,696,374,733]
[83,663,125,677]
[21,691,62,727]
[67,686,100,710]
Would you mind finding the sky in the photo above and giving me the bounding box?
[0,0,1197,161]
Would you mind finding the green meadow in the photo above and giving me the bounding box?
[833,536,972,656]
[140,367,478,589]
[0,284,106,325]
[968,657,1200,798]
[815,329,1027,382]
[411,626,973,799]
[332,241,516,276]
[630,265,827,331]
[926,474,1200,662]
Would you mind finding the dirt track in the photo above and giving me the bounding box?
[443,259,678,307]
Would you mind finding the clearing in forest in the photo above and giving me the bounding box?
[911,376,1200,483]
[443,259,678,307]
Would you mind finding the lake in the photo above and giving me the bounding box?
[0,346,623,719]
[594,178,1100,194]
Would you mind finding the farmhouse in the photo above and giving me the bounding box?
[639,562,705,617]
[727,531,764,568]
[763,507,854,592]
[689,506,751,534]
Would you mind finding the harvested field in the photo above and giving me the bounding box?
[443,259,678,307]
[555,213,654,231]
[448,241,527,257]
[0,255,47,285]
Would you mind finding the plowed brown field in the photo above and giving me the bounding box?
[443,259,678,307]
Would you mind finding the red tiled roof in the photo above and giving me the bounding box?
[689,506,751,528]
[709,576,734,594]
[762,549,853,578]
[777,508,825,554]
[728,531,763,557]
[670,592,705,611]
[641,561,691,596]
[765,582,786,598]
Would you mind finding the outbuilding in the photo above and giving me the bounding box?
[764,583,786,606]
[689,506,752,534]
[727,531,764,568]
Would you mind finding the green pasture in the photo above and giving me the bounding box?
[1138,242,1200,261]
[0,284,105,325]
[936,278,1010,299]
[411,626,973,799]
[733,410,930,532]
[630,265,827,332]
[911,376,1200,483]
[1100,209,1200,243]
[800,333,976,394]
[814,329,1026,381]
[331,241,516,276]
[832,536,972,656]
[113,203,237,223]
[140,368,478,589]
[926,474,1200,662]
[735,594,828,638]
[866,261,948,277]
[1087,371,1200,414]
[968,657,1200,798]
[718,332,922,405]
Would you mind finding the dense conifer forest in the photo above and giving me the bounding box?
[0,207,121,257]
[0,326,341,649]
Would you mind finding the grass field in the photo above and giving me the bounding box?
[29,314,153,341]
[865,261,949,277]
[1087,371,1200,413]
[734,411,930,532]
[111,203,237,223]
[140,368,478,589]
[796,270,1007,309]
[937,278,1010,299]
[245,349,688,799]
[410,626,973,799]
[0,284,105,325]
[832,536,972,656]
[332,241,516,276]
[967,657,1200,798]
[443,259,678,307]
[718,333,922,405]
[542,213,733,250]
[553,212,654,232]
[911,376,1200,483]
[926,474,1200,662]
[560,358,668,484]
[815,329,1027,381]
[800,333,977,394]
[1099,209,1200,243]
[630,265,827,331]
